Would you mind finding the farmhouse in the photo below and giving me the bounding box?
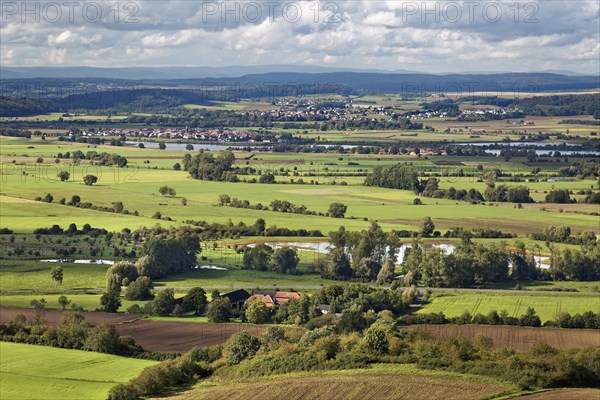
[246,290,301,307]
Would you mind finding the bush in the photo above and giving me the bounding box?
[125,277,154,301]
[152,289,176,316]
[182,287,207,315]
[245,300,271,324]
[225,331,261,365]
[83,175,98,186]
[363,328,388,354]
[99,291,121,313]
[206,297,232,323]
[107,383,139,400]
[328,202,347,218]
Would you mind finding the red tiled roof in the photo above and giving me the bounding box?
[274,291,301,304]
[246,294,276,307]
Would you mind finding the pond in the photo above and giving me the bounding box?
[40,259,114,265]
[248,241,551,269]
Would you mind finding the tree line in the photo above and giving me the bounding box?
[408,308,600,329]
[366,163,538,204]
[219,195,347,218]
[0,304,173,361]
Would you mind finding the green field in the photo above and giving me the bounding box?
[0,342,156,400]
[0,137,596,236]
[418,292,600,322]
[1,140,597,235]
[0,293,145,311]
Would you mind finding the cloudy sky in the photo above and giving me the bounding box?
[1,0,599,74]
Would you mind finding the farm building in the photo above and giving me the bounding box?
[246,290,301,307]
[221,289,251,309]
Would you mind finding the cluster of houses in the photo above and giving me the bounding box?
[409,110,450,119]
[220,289,333,314]
[70,127,285,143]
[221,289,300,308]
[460,107,522,117]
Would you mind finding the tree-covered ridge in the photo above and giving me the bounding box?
[0,96,57,117]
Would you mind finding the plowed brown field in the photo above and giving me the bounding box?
[406,324,600,352]
[511,388,600,399]
[1,307,274,353]
[3,308,597,354]
[162,374,508,400]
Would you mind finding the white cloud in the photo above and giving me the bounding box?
[0,0,597,73]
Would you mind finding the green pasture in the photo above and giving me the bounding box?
[0,247,331,294]
[0,342,157,400]
[0,293,145,311]
[0,155,597,235]
[0,260,109,291]
[0,293,102,310]
[418,292,600,322]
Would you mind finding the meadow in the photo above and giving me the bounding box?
[0,342,157,400]
[0,137,597,235]
[1,134,598,319]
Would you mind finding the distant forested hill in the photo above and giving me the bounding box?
[0,97,57,117]
[0,71,598,116]
[160,72,600,93]
[60,89,214,111]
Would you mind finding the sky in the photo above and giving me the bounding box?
[1,0,599,74]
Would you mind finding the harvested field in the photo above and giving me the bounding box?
[406,324,600,352]
[0,307,141,326]
[0,307,281,353]
[114,319,269,353]
[164,374,507,400]
[432,161,464,166]
[511,388,600,399]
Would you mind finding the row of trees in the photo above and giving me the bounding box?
[322,223,400,283]
[409,308,547,327]
[401,236,526,287]
[104,233,200,292]
[548,243,600,281]
[55,150,128,167]
[184,218,323,239]
[242,244,300,274]
[531,225,597,246]
[0,307,144,357]
[484,183,533,203]
[219,195,347,218]
[365,164,535,204]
